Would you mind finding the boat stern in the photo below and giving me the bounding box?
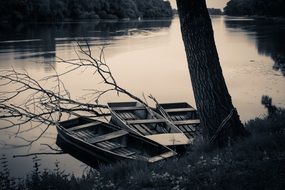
[148,150,177,163]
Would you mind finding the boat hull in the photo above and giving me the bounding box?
[57,125,126,163]
[56,117,177,164]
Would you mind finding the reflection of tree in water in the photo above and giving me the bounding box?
[0,19,172,61]
[225,18,285,76]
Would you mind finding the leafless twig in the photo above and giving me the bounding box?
[0,42,152,147]
[13,152,65,158]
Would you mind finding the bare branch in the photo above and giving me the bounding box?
[13,152,65,158]
[0,41,153,147]
[40,143,62,152]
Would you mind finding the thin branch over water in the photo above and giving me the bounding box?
[0,42,154,147]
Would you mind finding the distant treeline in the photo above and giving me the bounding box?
[0,0,173,21]
[172,8,223,15]
[208,8,223,15]
[224,0,285,17]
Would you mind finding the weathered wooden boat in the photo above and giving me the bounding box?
[108,102,191,147]
[56,117,176,163]
[156,102,201,138]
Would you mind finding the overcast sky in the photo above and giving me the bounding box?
[169,0,229,9]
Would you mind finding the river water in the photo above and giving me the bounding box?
[0,16,285,177]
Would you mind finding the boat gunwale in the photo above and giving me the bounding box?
[158,102,194,109]
[157,102,199,119]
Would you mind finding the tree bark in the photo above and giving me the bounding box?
[176,0,248,146]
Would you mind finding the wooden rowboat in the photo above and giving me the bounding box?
[56,117,176,163]
[156,102,201,138]
[108,102,191,147]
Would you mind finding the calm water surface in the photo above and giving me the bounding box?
[0,16,285,177]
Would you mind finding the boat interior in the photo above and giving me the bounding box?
[158,102,201,138]
[108,102,180,136]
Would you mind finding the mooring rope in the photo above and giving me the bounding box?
[209,108,236,144]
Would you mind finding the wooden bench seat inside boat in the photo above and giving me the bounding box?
[172,119,200,125]
[87,130,128,144]
[126,119,166,125]
[164,107,196,113]
[67,122,101,132]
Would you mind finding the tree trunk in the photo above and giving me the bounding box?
[176,0,248,146]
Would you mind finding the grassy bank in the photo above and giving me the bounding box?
[1,109,285,190]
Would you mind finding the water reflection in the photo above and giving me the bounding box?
[0,20,172,64]
[224,17,285,76]
[1,16,285,178]
[0,19,173,177]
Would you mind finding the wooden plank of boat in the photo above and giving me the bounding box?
[120,112,133,120]
[124,113,157,134]
[164,107,196,113]
[172,119,201,126]
[87,130,129,144]
[148,151,177,163]
[131,124,153,136]
[146,133,192,146]
[111,106,145,111]
[67,121,101,132]
[108,101,192,146]
[96,141,123,151]
[113,148,136,156]
[116,112,153,135]
[126,119,166,125]
[157,106,200,137]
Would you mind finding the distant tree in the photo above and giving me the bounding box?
[134,0,173,18]
[0,0,26,21]
[115,0,139,19]
[50,1,65,20]
[208,8,223,15]
[30,0,51,20]
[67,0,83,19]
[224,0,285,17]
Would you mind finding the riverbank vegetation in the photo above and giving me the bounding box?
[224,0,285,17]
[208,8,223,15]
[2,105,285,189]
[0,0,172,22]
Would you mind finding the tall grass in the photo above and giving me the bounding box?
[1,109,285,189]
